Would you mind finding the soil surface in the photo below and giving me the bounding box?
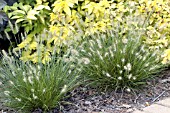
[61,69,170,113]
[2,69,170,113]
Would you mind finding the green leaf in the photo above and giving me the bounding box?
[64,6,71,16]
[28,20,32,25]
[3,6,9,12]
[22,5,31,12]
[35,5,51,10]
[5,27,12,32]
[10,5,18,10]
[13,2,18,7]
[27,15,37,20]
[27,10,39,20]
[13,10,26,15]
[8,13,13,18]
[18,2,23,8]
[25,26,30,33]
[15,19,25,24]
[34,5,45,10]
[39,15,45,24]
[11,15,24,19]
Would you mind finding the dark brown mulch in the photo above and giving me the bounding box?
[2,69,170,113]
[58,69,170,113]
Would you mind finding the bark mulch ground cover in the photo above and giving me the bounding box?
[61,69,170,113]
[1,69,170,113]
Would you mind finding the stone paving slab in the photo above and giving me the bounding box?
[133,110,144,113]
[133,98,170,113]
[155,98,170,107]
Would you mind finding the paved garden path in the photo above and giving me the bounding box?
[133,97,170,113]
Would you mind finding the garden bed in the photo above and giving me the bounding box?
[1,0,170,113]
[59,69,170,113]
[40,69,170,113]
[1,69,168,113]
[1,69,170,113]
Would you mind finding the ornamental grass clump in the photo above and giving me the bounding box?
[0,47,81,112]
[76,30,164,91]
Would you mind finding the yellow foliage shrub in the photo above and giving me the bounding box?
[10,0,170,64]
[138,0,170,64]
[162,49,170,64]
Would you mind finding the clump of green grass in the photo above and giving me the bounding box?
[75,30,164,91]
[0,44,81,112]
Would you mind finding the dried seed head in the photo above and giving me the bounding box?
[89,47,94,53]
[71,49,79,56]
[23,71,26,76]
[28,76,33,84]
[9,80,14,85]
[29,70,33,74]
[124,65,127,70]
[15,98,21,102]
[143,56,146,61]
[96,39,102,49]
[4,91,10,96]
[81,49,86,53]
[109,47,114,57]
[61,85,67,93]
[89,40,95,47]
[99,54,103,60]
[23,77,27,83]
[106,73,111,77]
[68,70,72,74]
[36,76,39,81]
[94,65,99,68]
[140,45,145,52]
[133,76,136,80]
[128,74,132,79]
[121,58,125,63]
[144,63,149,67]
[126,63,132,71]
[37,65,41,70]
[31,89,34,92]
[126,88,131,92]
[88,52,92,56]
[81,58,90,64]
[33,93,38,99]
[17,68,21,71]
[104,52,109,57]
[122,38,128,44]
[12,71,16,76]
[118,76,122,80]
[43,88,46,93]
[64,58,70,63]
[135,52,139,56]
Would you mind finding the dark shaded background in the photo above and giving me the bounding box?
[0,0,18,51]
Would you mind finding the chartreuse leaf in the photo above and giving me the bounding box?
[39,15,45,24]
[64,6,71,16]
[15,19,25,24]
[19,4,31,12]
[3,6,9,12]
[25,26,30,33]
[13,10,26,15]
[11,15,24,19]
[34,5,51,10]
[27,10,39,20]
[7,13,13,18]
